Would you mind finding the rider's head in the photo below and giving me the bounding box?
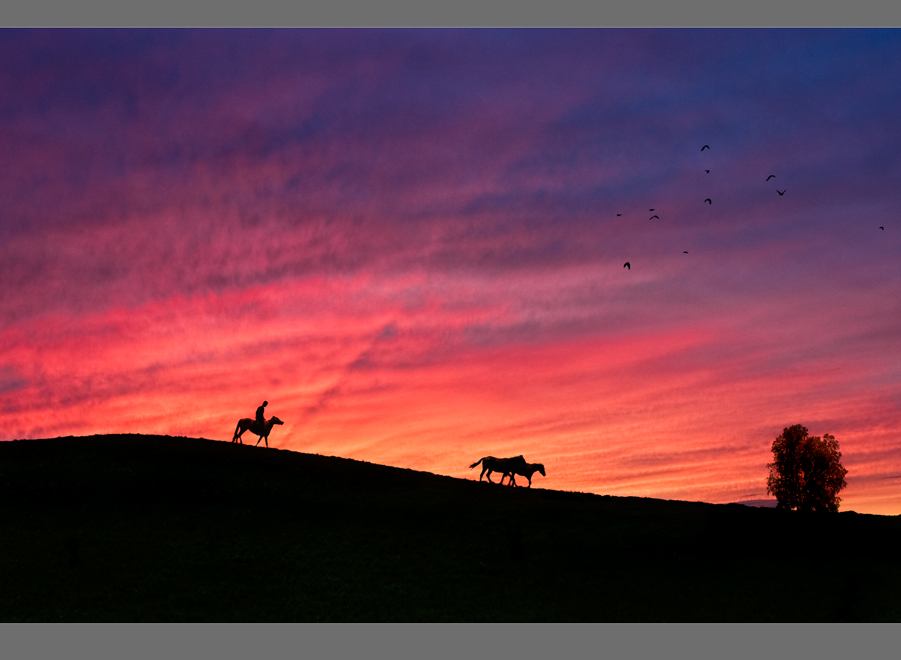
[263,401,268,407]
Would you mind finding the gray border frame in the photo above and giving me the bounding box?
[0,1,900,27]
[0,4,897,659]
[0,623,890,658]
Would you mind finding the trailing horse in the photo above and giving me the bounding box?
[469,455,527,484]
[233,416,284,448]
[506,461,546,488]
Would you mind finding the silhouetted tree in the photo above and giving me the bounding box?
[766,424,848,513]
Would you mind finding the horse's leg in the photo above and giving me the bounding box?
[480,466,487,482]
[486,469,494,484]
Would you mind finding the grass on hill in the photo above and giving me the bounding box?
[1,434,900,622]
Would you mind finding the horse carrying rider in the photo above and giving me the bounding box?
[255,401,268,434]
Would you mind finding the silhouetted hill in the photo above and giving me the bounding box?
[1,434,899,622]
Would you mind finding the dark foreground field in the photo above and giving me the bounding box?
[2,435,900,622]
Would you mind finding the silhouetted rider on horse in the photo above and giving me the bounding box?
[233,401,283,447]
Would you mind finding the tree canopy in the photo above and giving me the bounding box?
[766,424,848,513]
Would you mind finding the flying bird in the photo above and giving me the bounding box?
[649,208,655,211]
[880,226,885,230]
[683,251,688,254]
[623,262,630,270]
[777,190,786,195]
[701,145,710,151]
[616,213,622,216]
[704,198,712,204]
[649,215,659,220]
[705,169,710,173]
[766,175,776,181]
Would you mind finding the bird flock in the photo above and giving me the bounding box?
[618,143,886,272]
[620,143,795,271]
[622,143,738,270]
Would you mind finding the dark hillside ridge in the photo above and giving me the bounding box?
[2,435,900,622]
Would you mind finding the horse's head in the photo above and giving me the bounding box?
[269,416,284,426]
[536,464,546,477]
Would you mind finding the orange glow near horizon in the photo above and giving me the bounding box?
[3,266,900,515]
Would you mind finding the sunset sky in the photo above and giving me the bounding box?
[2,29,900,514]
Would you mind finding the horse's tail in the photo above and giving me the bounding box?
[469,457,484,469]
